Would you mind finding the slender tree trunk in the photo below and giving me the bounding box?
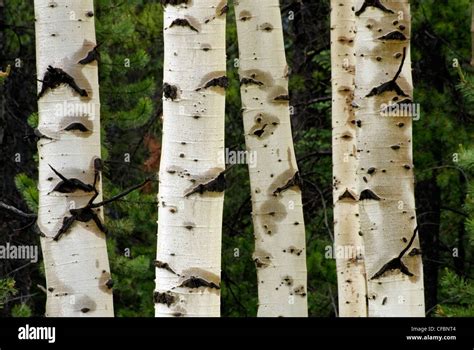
[155,0,227,317]
[235,0,308,317]
[354,0,425,316]
[331,0,367,317]
[471,1,474,66]
[416,176,440,314]
[34,0,113,316]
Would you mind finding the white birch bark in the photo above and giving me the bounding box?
[155,0,227,317]
[34,0,113,316]
[331,0,367,317]
[235,0,308,317]
[354,0,424,316]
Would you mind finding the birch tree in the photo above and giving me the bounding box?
[354,0,424,316]
[331,0,367,317]
[235,0,308,317]
[154,0,227,317]
[34,0,113,316]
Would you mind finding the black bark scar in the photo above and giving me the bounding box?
[169,18,198,32]
[49,165,94,193]
[153,291,177,307]
[38,66,87,99]
[78,45,100,65]
[253,124,267,137]
[378,31,407,41]
[366,47,409,98]
[185,166,234,197]
[178,276,220,290]
[154,260,178,275]
[273,171,303,195]
[161,0,189,5]
[163,83,178,100]
[370,226,419,280]
[359,189,381,200]
[196,76,229,91]
[240,77,264,86]
[338,189,357,201]
[64,123,89,132]
[355,0,394,16]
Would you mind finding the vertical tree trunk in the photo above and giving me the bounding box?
[155,0,227,317]
[34,0,113,316]
[354,0,425,316]
[471,2,474,66]
[331,0,367,317]
[235,0,308,317]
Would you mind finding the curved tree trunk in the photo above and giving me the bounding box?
[34,0,113,316]
[354,0,424,316]
[235,0,308,317]
[330,0,367,317]
[155,0,227,317]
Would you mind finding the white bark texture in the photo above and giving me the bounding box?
[155,0,227,317]
[354,0,425,316]
[331,0,367,317]
[235,0,308,317]
[34,0,113,316]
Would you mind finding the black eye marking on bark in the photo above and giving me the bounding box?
[355,0,394,16]
[370,226,419,280]
[81,308,90,313]
[161,0,189,5]
[359,189,381,200]
[338,189,357,201]
[239,10,252,21]
[34,128,53,140]
[260,23,274,32]
[367,167,376,174]
[378,31,407,41]
[177,276,220,290]
[185,166,234,197]
[64,123,90,132]
[153,291,177,307]
[185,173,225,197]
[78,44,101,65]
[391,144,401,150]
[382,297,388,305]
[253,124,267,137]
[240,77,264,86]
[273,171,303,195]
[86,11,94,17]
[49,165,95,193]
[154,260,178,275]
[54,175,152,241]
[105,279,114,289]
[409,248,422,256]
[169,18,198,32]
[274,94,290,101]
[366,47,409,98]
[163,83,178,100]
[195,76,229,91]
[38,66,88,99]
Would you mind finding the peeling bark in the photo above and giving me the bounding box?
[235,0,308,317]
[155,0,226,317]
[34,0,113,317]
[354,0,425,317]
[331,0,367,317]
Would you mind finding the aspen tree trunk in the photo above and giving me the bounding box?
[354,0,424,316]
[155,0,227,317]
[235,0,308,317]
[34,0,113,316]
[330,0,367,317]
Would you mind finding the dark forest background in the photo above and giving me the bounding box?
[0,0,473,317]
